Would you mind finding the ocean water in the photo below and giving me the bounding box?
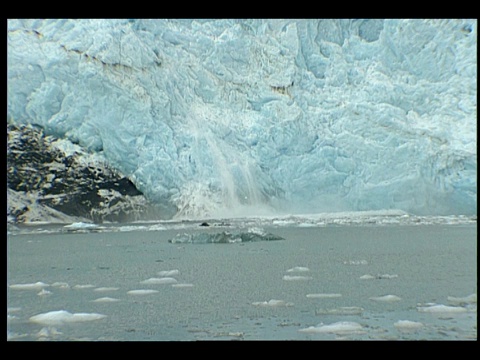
[7,222,477,341]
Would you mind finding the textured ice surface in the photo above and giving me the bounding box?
[7,19,477,219]
[168,228,284,243]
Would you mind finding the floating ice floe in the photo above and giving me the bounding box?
[315,307,364,315]
[9,281,49,290]
[417,304,468,313]
[140,277,177,285]
[283,275,313,281]
[447,293,477,306]
[127,289,159,295]
[158,269,180,276]
[172,283,194,288]
[343,260,368,265]
[29,310,106,325]
[286,266,310,273]
[360,274,398,280]
[37,289,52,296]
[168,228,284,244]
[64,222,98,229]
[299,321,364,335]
[394,320,424,331]
[73,284,95,289]
[359,274,375,280]
[306,293,342,299]
[94,287,119,292]
[92,297,120,303]
[369,295,402,302]
[37,327,63,338]
[252,299,294,307]
[51,282,70,288]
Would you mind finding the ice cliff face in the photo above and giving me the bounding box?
[7,19,477,219]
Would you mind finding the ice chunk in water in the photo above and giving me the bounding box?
[286,266,310,272]
[9,282,49,290]
[417,304,468,313]
[299,321,364,334]
[29,310,106,325]
[369,295,402,302]
[140,277,177,285]
[252,299,294,307]
[158,269,180,276]
[127,289,159,295]
[394,320,424,331]
[306,293,342,299]
[92,297,120,303]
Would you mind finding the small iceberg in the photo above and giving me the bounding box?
[73,284,95,289]
[37,289,52,296]
[299,321,364,335]
[394,320,424,331]
[9,281,49,290]
[286,266,310,273]
[92,297,120,303]
[343,260,368,265]
[252,299,294,307]
[447,293,477,306]
[158,269,180,276]
[127,289,159,295]
[315,306,364,315]
[168,228,284,244]
[306,293,342,299]
[172,283,194,288]
[417,304,468,313]
[360,274,398,280]
[51,282,70,288]
[369,295,402,302]
[29,310,106,325]
[140,277,177,285]
[64,222,98,229]
[94,287,119,292]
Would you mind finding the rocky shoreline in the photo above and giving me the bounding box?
[7,123,156,224]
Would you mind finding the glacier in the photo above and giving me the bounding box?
[7,19,477,219]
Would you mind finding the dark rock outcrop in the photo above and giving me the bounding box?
[7,123,154,223]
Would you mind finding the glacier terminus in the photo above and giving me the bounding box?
[7,19,477,220]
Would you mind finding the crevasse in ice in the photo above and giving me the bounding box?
[7,19,477,218]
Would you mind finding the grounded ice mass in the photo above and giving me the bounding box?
[7,19,477,219]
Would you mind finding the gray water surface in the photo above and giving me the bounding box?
[7,225,477,341]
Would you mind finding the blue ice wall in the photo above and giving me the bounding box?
[7,19,477,218]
